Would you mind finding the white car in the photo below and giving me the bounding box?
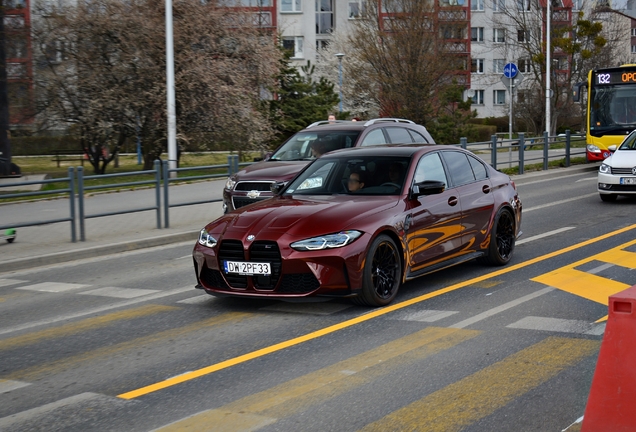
[598,130,636,202]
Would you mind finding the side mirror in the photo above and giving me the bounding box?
[608,145,617,152]
[270,181,287,195]
[410,180,445,198]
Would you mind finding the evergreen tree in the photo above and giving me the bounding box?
[269,55,340,147]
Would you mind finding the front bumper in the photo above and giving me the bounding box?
[598,172,636,194]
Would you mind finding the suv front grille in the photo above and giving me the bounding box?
[611,167,636,175]
[233,196,270,210]
[235,181,274,191]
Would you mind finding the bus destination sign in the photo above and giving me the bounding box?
[595,69,636,85]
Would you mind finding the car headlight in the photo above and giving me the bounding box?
[587,144,601,153]
[198,229,217,248]
[290,230,362,251]
[599,163,611,174]
[224,177,236,190]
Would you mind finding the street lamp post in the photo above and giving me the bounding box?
[335,53,345,114]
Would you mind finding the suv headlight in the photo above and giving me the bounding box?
[599,163,611,174]
[198,229,217,248]
[225,177,236,190]
[291,230,362,251]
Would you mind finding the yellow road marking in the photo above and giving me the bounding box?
[360,337,600,432]
[7,312,252,382]
[118,223,636,400]
[0,304,177,351]
[532,238,636,305]
[155,327,480,431]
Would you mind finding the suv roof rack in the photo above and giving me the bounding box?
[363,118,415,126]
[305,120,353,128]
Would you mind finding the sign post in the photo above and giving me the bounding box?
[503,63,518,140]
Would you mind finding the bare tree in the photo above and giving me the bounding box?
[493,0,622,134]
[320,0,466,126]
[31,0,281,173]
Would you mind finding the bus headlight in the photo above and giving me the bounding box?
[587,144,601,153]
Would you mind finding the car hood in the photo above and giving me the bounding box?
[208,196,400,240]
[608,151,636,167]
[235,160,311,182]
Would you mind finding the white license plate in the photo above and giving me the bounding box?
[224,260,271,275]
[620,177,636,185]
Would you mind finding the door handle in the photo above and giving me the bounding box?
[448,196,458,206]
[482,185,491,194]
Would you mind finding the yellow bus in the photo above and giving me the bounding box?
[573,64,636,162]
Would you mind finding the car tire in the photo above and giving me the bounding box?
[599,193,617,202]
[355,234,401,307]
[481,208,515,266]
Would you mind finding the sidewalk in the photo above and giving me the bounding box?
[0,180,226,274]
[0,163,599,274]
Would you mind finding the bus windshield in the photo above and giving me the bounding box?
[590,84,636,136]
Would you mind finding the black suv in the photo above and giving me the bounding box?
[222,118,435,212]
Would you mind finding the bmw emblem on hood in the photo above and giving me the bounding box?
[247,235,255,241]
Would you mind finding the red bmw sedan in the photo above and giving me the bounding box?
[193,145,522,307]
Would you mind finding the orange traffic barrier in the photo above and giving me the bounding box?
[582,284,636,432]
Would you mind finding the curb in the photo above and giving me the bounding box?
[0,230,199,273]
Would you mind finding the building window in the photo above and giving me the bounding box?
[493,28,506,43]
[632,45,636,53]
[493,59,505,74]
[493,0,504,11]
[518,29,530,42]
[517,0,531,11]
[518,58,532,72]
[494,90,506,104]
[471,0,484,11]
[471,58,484,73]
[471,27,484,42]
[316,0,333,34]
[471,90,485,105]
[632,28,636,37]
[5,0,26,8]
[572,0,583,9]
[349,1,362,18]
[282,36,304,58]
[281,0,301,12]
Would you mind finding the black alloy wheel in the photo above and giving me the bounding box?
[356,235,401,307]
[483,208,515,266]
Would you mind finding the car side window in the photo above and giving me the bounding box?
[467,154,488,180]
[414,153,448,186]
[408,130,428,143]
[442,151,475,186]
[360,129,388,146]
[385,127,413,144]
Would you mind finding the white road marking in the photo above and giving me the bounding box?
[0,279,27,287]
[78,287,159,299]
[17,282,89,292]
[449,287,555,329]
[523,193,598,213]
[0,380,31,394]
[0,285,193,336]
[177,295,213,304]
[394,310,459,322]
[507,316,606,335]
[575,177,598,182]
[516,227,576,245]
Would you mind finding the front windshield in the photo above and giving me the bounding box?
[619,131,636,150]
[269,131,361,161]
[285,155,411,196]
[590,85,636,136]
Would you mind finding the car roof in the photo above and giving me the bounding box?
[319,144,441,158]
[304,118,421,130]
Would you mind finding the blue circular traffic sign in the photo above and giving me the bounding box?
[503,63,518,78]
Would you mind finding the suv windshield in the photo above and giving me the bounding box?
[270,131,361,161]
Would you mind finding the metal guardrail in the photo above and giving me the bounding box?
[0,133,589,242]
[459,130,587,175]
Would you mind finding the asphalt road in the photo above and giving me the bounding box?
[1,165,635,431]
